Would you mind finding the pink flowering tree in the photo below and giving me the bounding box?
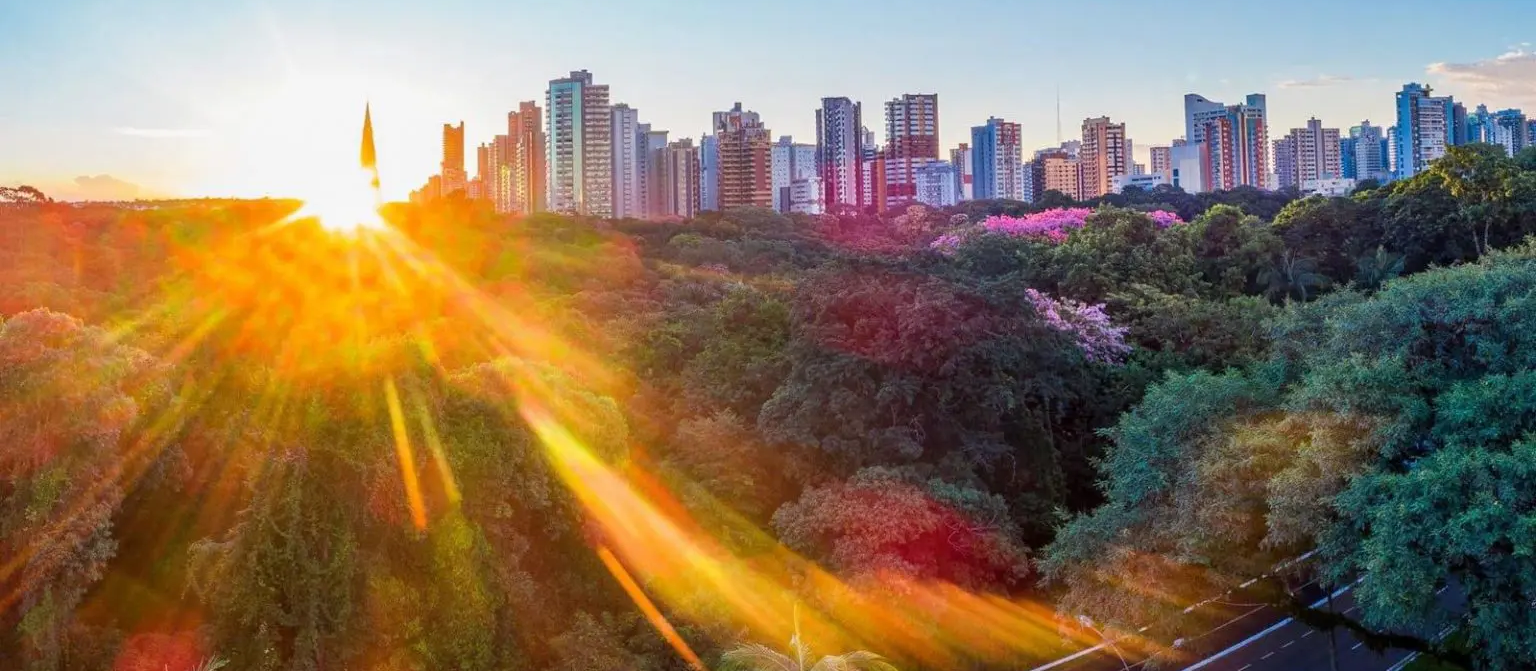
[1025,288,1131,364]
[930,208,1183,254]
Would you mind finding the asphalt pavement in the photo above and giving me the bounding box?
[1028,582,1462,671]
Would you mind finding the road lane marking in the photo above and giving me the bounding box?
[1352,642,1364,650]
[1301,631,1313,638]
[1261,652,1275,660]
[1282,641,1295,648]
[1436,587,1447,595]
[1238,666,1251,671]
[1179,582,1356,670]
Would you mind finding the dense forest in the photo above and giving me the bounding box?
[4,143,1536,671]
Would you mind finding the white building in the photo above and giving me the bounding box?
[913,161,959,207]
[950,144,973,201]
[1302,178,1356,197]
[771,136,818,213]
[610,104,643,219]
[1169,143,1205,193]
[788,176,823,214]
[816,97,864,211]
[1112,172,1170,192]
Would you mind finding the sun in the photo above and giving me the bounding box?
[292,168,386,233]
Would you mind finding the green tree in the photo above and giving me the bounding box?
[0,309,165,671]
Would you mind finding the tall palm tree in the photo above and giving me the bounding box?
[719,609,898,671]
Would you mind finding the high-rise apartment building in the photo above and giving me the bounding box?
[912,162,959,207]
[1273,137,1296,190]
[950,144,974,201]
[1492,109,1529,157]
[654,138,701,219]
[1080,116,1128,199]
[504,102,547,214]
[1185,94,1228,146]
[487,134,513,213]
[815,97,864,212]
[971,117,1023,200]
[1394,83,1457,180]
[475,142,491,201]
[641,128,669,219]
[1196,94,1269,191]
[1465,104,1495,144]
[1032,150,1081,200]
[699,136,720,211]
[547,70,612,216]
[1149,146,1172,176]
[714,103,773,210]
[610,104,643,219]
[882,94,940,209]
[1275,118,1341,190]
[1340,136,1358,180]
[442,121,467,196]
[1349,121,1389,183]
[771,136,818,213]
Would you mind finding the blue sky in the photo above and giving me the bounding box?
[5,0,1536,200]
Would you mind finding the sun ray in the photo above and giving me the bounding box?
[383,378,428,530]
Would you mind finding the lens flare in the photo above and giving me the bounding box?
[289,168,385,233]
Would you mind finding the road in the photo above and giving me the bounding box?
[1029,582,1462,671]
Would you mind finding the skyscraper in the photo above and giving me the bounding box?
[442,121,466,196]
[816,97,865,212]
[1032,150,1081,201]
[1394,83,1457,180]
[1350,121,1389,183]
[1197,94,1269,191]
[1079,116,1128,199]
[1184,94,1228,146]
[883,93,940,209]
[1340,136,1358,180]
[656,138,701,219]
[771,136,817,213]
[912,162,959,207]
[475,142,492,200]
[1273,137,1296,190]
[1149,145,1172,176]
[1274,118,1341,190]
[699,135,720,211]
[641,127,669,219]
[971,117,1022,200]
[714,103,772,210]
[487,134,513,213]
[610,104,644,219]
[1465,104,1495,144]
[505,102,547,214]
[950,144,973,201]
[1492,109,1529,157]
[546,70,612,216]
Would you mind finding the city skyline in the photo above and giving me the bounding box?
[6,0,1536,201]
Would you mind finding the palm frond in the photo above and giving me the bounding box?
[810,651,899,671]
[721,643,801,671]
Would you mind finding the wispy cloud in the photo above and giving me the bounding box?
[1276,74,1363,89]
[113,127,210,139]
[1428,49,1536,105]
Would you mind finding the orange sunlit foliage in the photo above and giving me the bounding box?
[0,195,1149,671]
